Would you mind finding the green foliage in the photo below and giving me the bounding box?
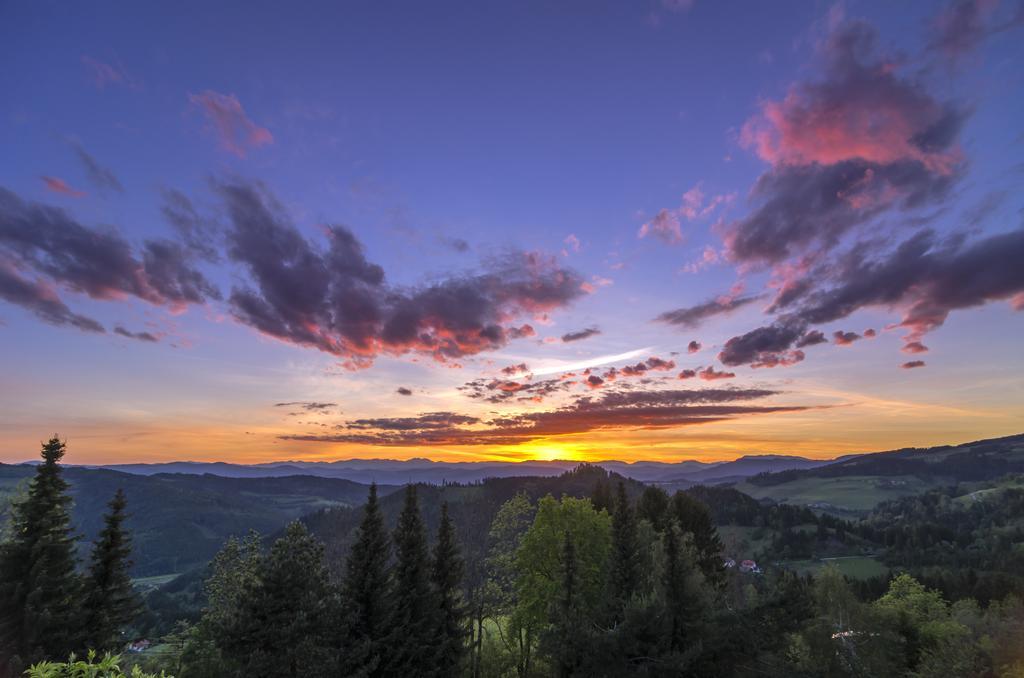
[339,483,393,677]
[431,502,469,675]
[26,650,169,678]
[0,436,85,666]
[217,522,337,677]
[671,490,725,587]
[83,489,143,651]
[384,485,437,676]
[607,481,640,620]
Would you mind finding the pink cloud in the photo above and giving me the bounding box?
[698,365,735,381]
[638,208,683,245]
[40,176,86,198]
[188,90,274,157]
[81,56,137,90]
[901,360,926,369]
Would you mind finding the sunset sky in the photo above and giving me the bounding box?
[1,0,1023,465]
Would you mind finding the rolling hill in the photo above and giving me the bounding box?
[0,464,394,576]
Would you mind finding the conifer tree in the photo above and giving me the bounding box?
[590,477,613,513]
[83,489,142,651]
[0,436,83,667]
[340,483,394,678]
[661,520,710,658]
[608,481,640,620]
[546,531,583,678]
[221,521,335,678]
[637,485,670,531]
[384,485,437,676]
[430,502,468,674]
[671,490,725,587]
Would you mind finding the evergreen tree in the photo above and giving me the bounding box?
[636,485,670,532]
[671,490,725,587]
[431,502,468,674]
[83,489,142,652]
[340,483,393,678]
[591,478,613,513]
[661,521,709,660]
[384,485,437,676]
[542,531,585,678]
[608,481,640,621]
[0,436,83,668]
[220,521,335,678]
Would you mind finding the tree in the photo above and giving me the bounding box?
[636,485,670,532]
[83,489,143,652]
[591,478,613,514]
[543,531,585,678]
[607,481,640,621]
[660,520,710,660]
[431,502,468,675]
[340,483,393,678]
[671,491,724,587]
[26,650,168,678]
[383,485,437,676]
[220,522,336,678]
[0,436,83,668]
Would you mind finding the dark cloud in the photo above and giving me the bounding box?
[718,320,806,367]
[795,329,827,348]
[655,294,761,329]
[71,143,123,193]
[833,330,862,345]
[697,366,735,381]
[113,326,158,342]
[864,328,877,337]
[585,375,605,389]
[901,360,927,369]
[281,387,810,446]
[677,369,697,379]
[928,0,1024,61]
[396,387,413,396]
[561,326,601,343]
[0,262,104,333]
[161,189,221,261]
[274,401,337,412]
[902,341,929,354]
[439,236,470,253]
[221,181,585,366]
[687,340,702,353]
[0,187,218,317]
[459,376,573,404]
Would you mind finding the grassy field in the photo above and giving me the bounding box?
[733,475,943,512]
[782,555,889,580]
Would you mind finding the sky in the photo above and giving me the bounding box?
[1,0,1023,465]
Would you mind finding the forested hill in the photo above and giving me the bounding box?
[0,464,393,575]
[750,433,1024,486]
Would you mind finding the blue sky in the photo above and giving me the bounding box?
[1,0,1022,463]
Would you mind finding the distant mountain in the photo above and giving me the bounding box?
[0,464,393,576]
[68,453,843,486]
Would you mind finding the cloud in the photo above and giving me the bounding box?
[795,329,827,347]
[901,360,927,369]
[928,0,1024,61]
[902,341,929,354]
[274,401,337,412]
[718,320,806,367]
[220,181,586,365]
[638,209,683,245]
[832,330,862,345]
[585,375,605,389]
[459,376,573,404]
[281,386,811,446]
[188,91,274,157]
[161,189,220,261]
[0,187,218,313]
[687,340,702,353]
[677,369,697,379]
[750,349,804,369]
[500,362,531,376]
[561,326,601,343]
[113,326,159,342]
[80,56,137,89]
[396,387,413,396]
[727,19,965,265]
[864,328,877,337]
[41,176,85,198]
[656,294,762,329]
[564,233,581,253]
[440,236,470,253]
[71,144,123,193]
[698,365,735,380]
[0,261,104,333]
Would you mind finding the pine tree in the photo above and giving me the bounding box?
[0,436,83,667]
[548,531,583,678]
[384,485,437,676]
[591,477,613,513]
[220,521,335,678]
[430,502,468,675]
[661,520,710,660]
[608,481,640,621]
[671,490,725,587]
[340,483,393,678]
[637,485,670,531]
[83,489,142,651]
